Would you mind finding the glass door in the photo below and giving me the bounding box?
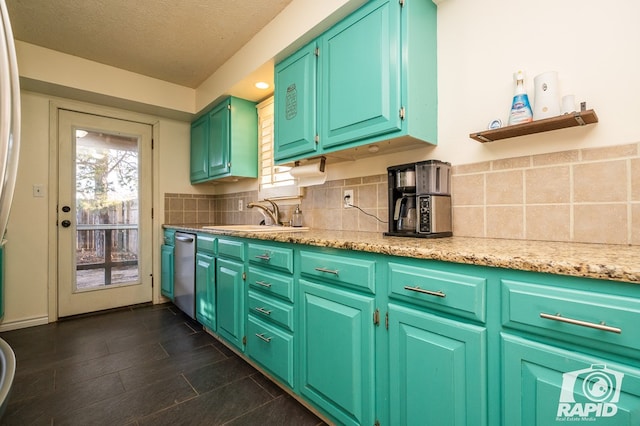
[57,109,152,317]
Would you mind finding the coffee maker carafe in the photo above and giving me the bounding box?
[395,195,417,232]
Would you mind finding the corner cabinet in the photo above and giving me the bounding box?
[274,0,437,164]
[190,96,258,184]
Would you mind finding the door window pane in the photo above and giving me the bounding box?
[74,129,140,290]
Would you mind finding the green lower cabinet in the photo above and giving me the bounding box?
[388,303,487,426]
[246,315,294,388]
[216,258,245,350]
[299,278,376,426]
[160,244,174,300]
[503,334,640,426]
[195,252,215,330]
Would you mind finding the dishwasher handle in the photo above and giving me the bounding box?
[175,235,194,243]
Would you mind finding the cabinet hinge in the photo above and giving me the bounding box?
[399,0,405,7]
[375,420,381,426]
[242,336,247,345]
[151,208,154,219]
[314,46,320,57]
[151,275,154,288]
[314,134,319,144]
[227,104,231,110]
[151,138,154,149]
[242,272,247,281]
[373,309,380,326]
[399,106,406,120]
[385,311,389,330]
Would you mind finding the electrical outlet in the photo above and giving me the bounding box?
[343,189,354,208]
[238,199,243,211]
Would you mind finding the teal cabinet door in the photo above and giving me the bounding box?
[208,100,231,178]
[190,114,209,182]
[195,252,216,331]
[274,41,318,161]
[320,0,401,148]
[299,279,376,426]
[217,258,245,350]
[388,303,487,426]
[160,244,174,300]
[503,334,640,426]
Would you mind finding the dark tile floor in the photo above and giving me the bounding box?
[0,303,326,426]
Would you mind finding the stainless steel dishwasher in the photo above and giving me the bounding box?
[174,232,195,319]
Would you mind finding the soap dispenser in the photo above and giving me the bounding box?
[292,205,303,227]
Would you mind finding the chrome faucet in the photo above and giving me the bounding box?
[247,199,280,225]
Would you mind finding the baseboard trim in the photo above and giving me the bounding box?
[0,316,49,331]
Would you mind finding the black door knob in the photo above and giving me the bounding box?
[62,206,71,213]
[61,220,71,228]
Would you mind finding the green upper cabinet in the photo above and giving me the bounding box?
[190,96,258,184]
[274,41,318,161]
[320,0,400,148]
[273,0,437,164]
[190,114,209,182]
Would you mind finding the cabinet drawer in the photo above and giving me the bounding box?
[217,238,245,261]
[246,316,294,388]
[502,279,640,353]
[248,291,294,331]
[196,234,216,254]
[248,243,293,274]
[388,262,486,322]
[300,250,375,293]
[247,267,294,303]
[163,229,175,245]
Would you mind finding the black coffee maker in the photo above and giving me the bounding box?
[385,160,452,238]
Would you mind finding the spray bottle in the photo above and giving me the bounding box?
[508,70,533,125]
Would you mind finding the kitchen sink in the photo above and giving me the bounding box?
[202,225,309,233]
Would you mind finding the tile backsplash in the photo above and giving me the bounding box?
[165,142,639,245]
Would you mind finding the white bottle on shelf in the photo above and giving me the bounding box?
[508,70,533,125]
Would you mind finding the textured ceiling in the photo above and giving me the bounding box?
[6,0,293,88]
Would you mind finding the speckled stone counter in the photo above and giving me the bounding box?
[164,225,639,284]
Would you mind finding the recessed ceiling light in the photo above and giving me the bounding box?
[255,82,270,90]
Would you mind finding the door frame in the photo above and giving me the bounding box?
[47,99,162,323]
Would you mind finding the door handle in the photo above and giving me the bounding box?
[61,220,71,228]
[62,205,71,213]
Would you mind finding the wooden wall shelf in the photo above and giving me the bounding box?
[470,109,598,143]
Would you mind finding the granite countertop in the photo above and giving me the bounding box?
[164,225,639,284]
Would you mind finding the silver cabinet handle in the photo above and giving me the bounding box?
[254,307,272,315]
[255,333,272,343]
[255,254,271,261]
[315,267,339,275]
[540,312,621,334]
[255,280,272,288]
[403,286,446,298]
[175,235,194,243]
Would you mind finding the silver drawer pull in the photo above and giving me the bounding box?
[255,254,271,261]
[540,312,622,334]
[254,307,272,315]
[255,333,272,343]
[255,280,272,288]
[315,267,339,276]
[404,286,446,298]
